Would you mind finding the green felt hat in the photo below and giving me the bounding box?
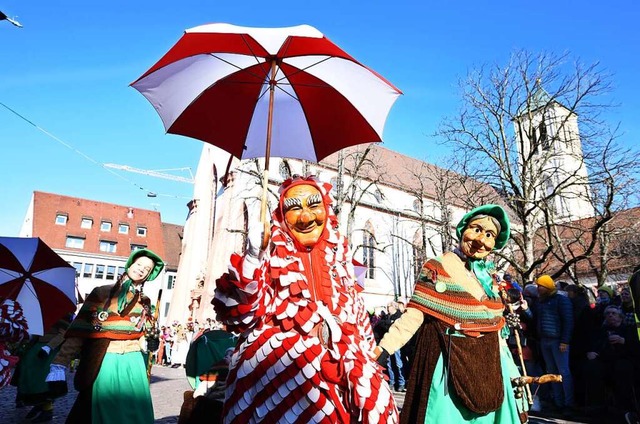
[456,204,511,250]
[125,248,165,282]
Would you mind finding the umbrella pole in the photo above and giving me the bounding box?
[259,60,277,249]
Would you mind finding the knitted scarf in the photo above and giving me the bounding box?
[66,283,147,340]
[408,254,505,337]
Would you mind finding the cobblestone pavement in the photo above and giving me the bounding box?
[1,364,586,423]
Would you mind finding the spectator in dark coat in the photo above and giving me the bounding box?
[620,287,636,327]
[565,284,594,407]
[584,305,640,421]
[377,302,406,392]
[531,275,575,414]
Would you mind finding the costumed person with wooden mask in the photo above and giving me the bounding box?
[375,205,528,423]
[46,248,164,424]
[214,176,398,424]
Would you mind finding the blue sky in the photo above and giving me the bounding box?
[1,1,638,236]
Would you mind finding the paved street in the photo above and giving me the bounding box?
[1,364,588,423]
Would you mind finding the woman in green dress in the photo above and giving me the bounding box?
[375,204,527,423]
[47,248,164,424]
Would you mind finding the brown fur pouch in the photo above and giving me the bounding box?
[74,338,110,391]
[437,322,504,414]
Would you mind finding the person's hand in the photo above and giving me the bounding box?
[559,343,569,353]
[519,298,528,310]
[37,345,51,359]
[608,334,625,345]
[374,346,389,367]
[586,351,598,360]
[45,364,67,382]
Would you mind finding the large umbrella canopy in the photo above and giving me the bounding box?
[0,237,76,336]
[131,23,402,163]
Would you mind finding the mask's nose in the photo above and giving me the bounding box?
[299,209,314,225]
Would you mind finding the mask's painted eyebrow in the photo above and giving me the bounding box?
[307,193,322,205]
[283,197,302,210]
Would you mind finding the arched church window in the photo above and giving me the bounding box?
[279,160,292,180]
[540,118,550,150]
[363,222,376,279]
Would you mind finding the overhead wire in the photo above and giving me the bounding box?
[0,101,191,200]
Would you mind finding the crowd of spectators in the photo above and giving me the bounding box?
[367,268,640,424]
[154,318,224,368]
[506,271,640,424]
[369,301,416,393]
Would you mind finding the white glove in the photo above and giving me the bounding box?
[45,364,67,382]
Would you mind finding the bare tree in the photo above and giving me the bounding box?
[437,50,639,283]
[329,145,384,239]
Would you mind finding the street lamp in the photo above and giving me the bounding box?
[0,11,23,27]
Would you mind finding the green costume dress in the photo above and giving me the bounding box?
[400,252,527,424]
[52,281,154,424]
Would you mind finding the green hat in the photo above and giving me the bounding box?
[456,204,511,250]
[597,285,614,298]
[125,248,165,282]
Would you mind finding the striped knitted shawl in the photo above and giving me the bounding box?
[66,283,148,340]
[408,254,505,337]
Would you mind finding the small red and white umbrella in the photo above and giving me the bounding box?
[131,23,401,164]
[0,237,76,336]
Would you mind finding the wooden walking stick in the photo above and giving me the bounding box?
[147,289,163,382]
[500,287,534,406]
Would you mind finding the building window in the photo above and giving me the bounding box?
[279,160,292,180]
[363,225,376,279]
[99,241,117,253]
[539,119,550,150]
[55,214,68,225]
[131,244,146,252]
[164,302,170,318]
[167,275,176,290]
[72,262,82,276]
[80,218,93,229]
[83,263,94,278]
[413,199,423,214]
[373,188,384,203]
[137,226,147,237]
[117,266,125,278]
[119,224,129,234]
[95,265,105,279]
[100,221,112,232]
[106,265,116,280]
[65,236,84,249]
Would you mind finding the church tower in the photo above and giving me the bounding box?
[514,85,595,222]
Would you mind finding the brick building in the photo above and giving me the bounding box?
[19,191,181,313]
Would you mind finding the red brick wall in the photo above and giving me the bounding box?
[32,191,166,260]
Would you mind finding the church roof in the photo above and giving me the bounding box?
[320,144,508,212]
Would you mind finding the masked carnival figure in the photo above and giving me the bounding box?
[214,176,398,424]
[375,205,528,423]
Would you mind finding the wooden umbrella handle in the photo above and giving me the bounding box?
[259,170,271,251]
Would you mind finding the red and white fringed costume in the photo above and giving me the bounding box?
[214,177,398,424]
[0,298,29,388]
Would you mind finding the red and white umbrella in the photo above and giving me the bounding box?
[131,23,401,164]
[0,237,76,336]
